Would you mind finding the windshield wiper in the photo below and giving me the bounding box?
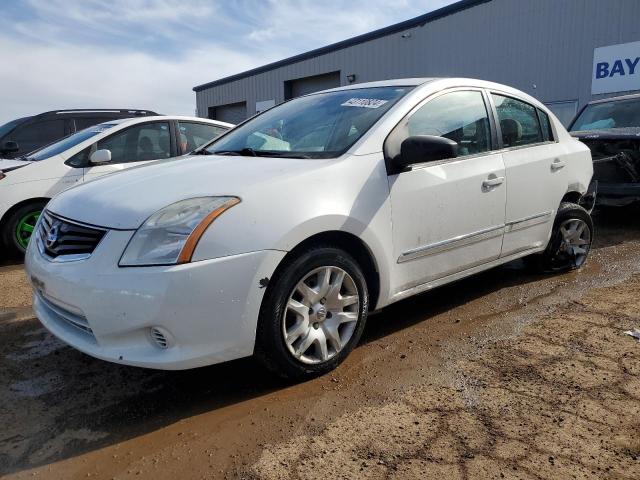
[211,149,311,159]
[260,152,312,159]
[191,149,212,155]
[212,148,257,157]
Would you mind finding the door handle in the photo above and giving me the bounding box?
[551,159,566,171]
[482,176,505,189]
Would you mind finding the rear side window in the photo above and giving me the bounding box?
[537,109,554,142]
[492,94,543,148]
[11,119,65,153]
[177,122,228,154]
[75,117,111,131]
[395,90,491,160]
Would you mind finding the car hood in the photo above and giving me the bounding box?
[0,159,32,173]
[571,127,640,140]
[47,154,331,230]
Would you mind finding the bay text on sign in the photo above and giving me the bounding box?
[592,40,640,95]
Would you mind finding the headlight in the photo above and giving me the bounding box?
[119,196,240,266]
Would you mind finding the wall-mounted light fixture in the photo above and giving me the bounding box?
[347,74,356,83]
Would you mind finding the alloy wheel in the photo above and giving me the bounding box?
[554,218,591,269]
[15,210,41,251]
[282,266,360,364]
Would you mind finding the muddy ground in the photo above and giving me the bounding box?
[1,209,639,480]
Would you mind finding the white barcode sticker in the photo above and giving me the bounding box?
[341,98,389,109]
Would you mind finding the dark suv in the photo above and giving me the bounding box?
[0,109,158,159]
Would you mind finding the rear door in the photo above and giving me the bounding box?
[490,93,568,257]
[388,89,506,295]
[81,121,174,181]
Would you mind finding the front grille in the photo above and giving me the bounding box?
[37,210,106,260]
[35,290,95,340]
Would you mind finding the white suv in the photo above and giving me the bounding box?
[0,116,232,255]
[26,78,593,379]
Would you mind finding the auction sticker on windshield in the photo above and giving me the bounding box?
[341,98,389,109]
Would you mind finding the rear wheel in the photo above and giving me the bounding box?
[2,202,47,257]
[255,246,369,379]
[527,202,593,272]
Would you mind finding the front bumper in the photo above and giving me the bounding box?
[25,229,286,370]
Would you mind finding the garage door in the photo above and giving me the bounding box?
[209,102,247,124]
[285,71,341,100]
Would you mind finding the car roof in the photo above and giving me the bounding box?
[314,77,539,99]
[587,92,640,105]
[2,116,31,127]
[315,77,547,110]
[319,78,437,93]
[99,116,234,128]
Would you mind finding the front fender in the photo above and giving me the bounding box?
[191,153,394,308]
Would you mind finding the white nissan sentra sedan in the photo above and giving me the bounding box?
[25,78,594,378]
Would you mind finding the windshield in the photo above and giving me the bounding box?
[0,118,25,139]
[570,97,640,131]
[27,123,117,161]
[205,86,412,158]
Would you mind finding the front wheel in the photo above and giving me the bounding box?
[255,246,369,379]
[2,202,47,257]
[528,202,594,273]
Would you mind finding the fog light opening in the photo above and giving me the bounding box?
[150,326,172,349]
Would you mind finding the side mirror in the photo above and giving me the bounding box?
[1,141,19,154]
[395,135,458,169]
[89,149,112,165]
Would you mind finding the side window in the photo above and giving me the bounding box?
[96,122,171,163]
[403,90,491,159]
[492,94,543,148]
[177,122,228,154]
[74,117,110,131]
[537,109,554,142]
[11,119,65,153]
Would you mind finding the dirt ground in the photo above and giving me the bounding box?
[1,209,639,480]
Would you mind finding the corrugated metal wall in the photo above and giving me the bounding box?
[195,0,640,120]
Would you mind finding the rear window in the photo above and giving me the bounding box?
[74,117,113,131]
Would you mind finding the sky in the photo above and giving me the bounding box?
[0,0,457,124]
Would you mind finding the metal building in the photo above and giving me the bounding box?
[193,0,640,126]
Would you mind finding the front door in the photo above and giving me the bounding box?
[83,121,173,182]
[388,89,507,296]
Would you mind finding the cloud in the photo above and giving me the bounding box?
[242,0,456,48]
[0,37,261,120]
[0,0,457,124]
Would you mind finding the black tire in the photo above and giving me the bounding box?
[1,201,47,258]
[526,202,594,273]
[254,245,369,380]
